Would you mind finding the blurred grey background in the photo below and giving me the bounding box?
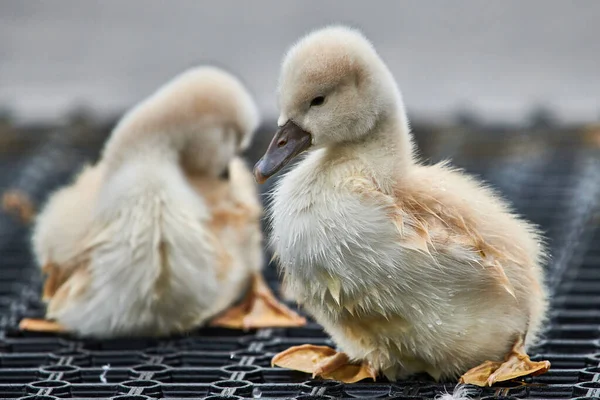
[1,0,599,126]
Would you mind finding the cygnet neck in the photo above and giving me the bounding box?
[104,123,232,180]
[102,126,182,175]
[325,108,413,193]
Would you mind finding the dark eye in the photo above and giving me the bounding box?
[310,96,325,107]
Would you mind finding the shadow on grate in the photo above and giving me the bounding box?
[0,125,599,399]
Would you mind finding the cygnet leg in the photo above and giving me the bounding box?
[42,263,64,301]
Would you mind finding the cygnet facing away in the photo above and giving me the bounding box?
[20,66,305,338]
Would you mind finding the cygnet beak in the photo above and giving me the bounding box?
[253,121,312,184]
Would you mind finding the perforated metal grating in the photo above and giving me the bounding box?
[0,125,599,400]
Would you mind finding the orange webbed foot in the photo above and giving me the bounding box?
[210,273,306,330]
[19,318,67,333]
[459,336,550,387]
[272,344,377,383]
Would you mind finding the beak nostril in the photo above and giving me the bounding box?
[277,139,288,147]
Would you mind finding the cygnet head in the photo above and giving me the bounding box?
[254,26,408,183]
[103,66,260,177]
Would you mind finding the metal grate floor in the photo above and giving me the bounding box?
[0,128,599,400]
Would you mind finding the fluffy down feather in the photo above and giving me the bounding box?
[259,26,549,387]
[26,66,265,338]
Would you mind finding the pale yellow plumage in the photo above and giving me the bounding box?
[254,26,549,390]
[21,66,304,338]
